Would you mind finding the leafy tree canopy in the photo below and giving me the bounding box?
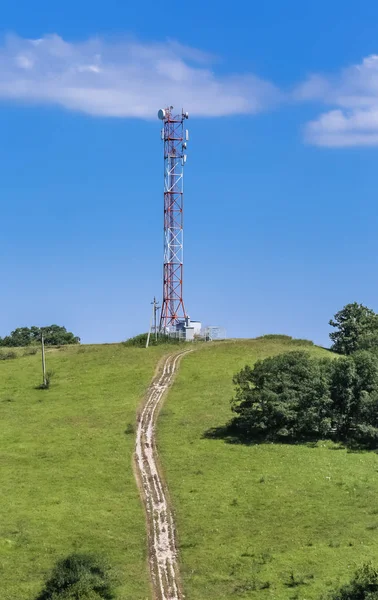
[329,302,378,355]
[232,352,332,439]
[0,325,80,347]
[231,350,378,447]
[35,553,114,600]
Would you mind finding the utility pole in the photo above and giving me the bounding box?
[146,302,154,349]
[152,297,160,342]
[41,332,47,386]
[146,298,161,348]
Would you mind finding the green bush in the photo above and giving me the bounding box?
[255,334,293,341]
[123,332,182,347]
[36,370,55,391]
[290,338,314,346]
[23,346,38,356]
[254,334,314,346]
[0,350,17,360]
[232,352,332,440]
[231,350,378,447]
[327,563,378,599]
[35,553,115,600]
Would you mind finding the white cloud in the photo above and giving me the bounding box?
[298,55,378,146]
[0,34,280,118]
[15,54,34,70]
[6,34,378,148]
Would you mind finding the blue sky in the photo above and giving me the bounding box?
[2,0,378,345]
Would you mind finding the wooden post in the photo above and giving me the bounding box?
[41,333,47,386]
[154,297,157,342]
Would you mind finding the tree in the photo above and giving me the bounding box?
[231,352,333,439]
[0,327,32,347]
[231,350,378,446]
[0,325,80,347]
[35,553,115,600]
[329,356,357,436]
[40,325,80,346]
[329,303,378,355]
[336,351,378,446]
[327,351,378,439]
[327,563,378,599]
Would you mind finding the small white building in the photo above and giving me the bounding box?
[170,317,202,341]
[182,316,202,341]
[190,320,202,336]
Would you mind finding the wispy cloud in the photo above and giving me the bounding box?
[6,33,378,148]
[297,55,378,147]
[0,34,280,118]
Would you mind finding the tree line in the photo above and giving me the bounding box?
[0,325,80,347]
[231,302,378,448]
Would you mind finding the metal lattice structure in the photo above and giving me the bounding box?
[203,326,227,341]
[158,106,189,331]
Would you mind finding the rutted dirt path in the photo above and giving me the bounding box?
[135,351,191,600]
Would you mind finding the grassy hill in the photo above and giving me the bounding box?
[0,343,169,600]
[4,336,378,600]
[158,337,378,600]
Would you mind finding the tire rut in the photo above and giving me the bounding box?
[135,351,191,600]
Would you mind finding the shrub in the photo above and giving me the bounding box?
[0,350,17,360]
[232,352,333,440]
[35,553,115,600]
[231,350,378,447]
[123,333,182,347]
[255,334,293,341]
[46,370,54,386]
[290,338,314,346]
[23,347,38,356]
[123,333,149,347]
[327,563,378,599]
[37,370,55,390]
[254,334,314,346]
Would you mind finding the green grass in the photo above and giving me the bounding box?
[158,338,378,599]
[0,343,169,600]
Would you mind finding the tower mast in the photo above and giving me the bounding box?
[158,106,189,331]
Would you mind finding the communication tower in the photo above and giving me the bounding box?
[158,107,189,330]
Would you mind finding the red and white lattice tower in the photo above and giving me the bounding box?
[158,106,189,331]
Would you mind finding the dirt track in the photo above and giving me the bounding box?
[135,351,191,600]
